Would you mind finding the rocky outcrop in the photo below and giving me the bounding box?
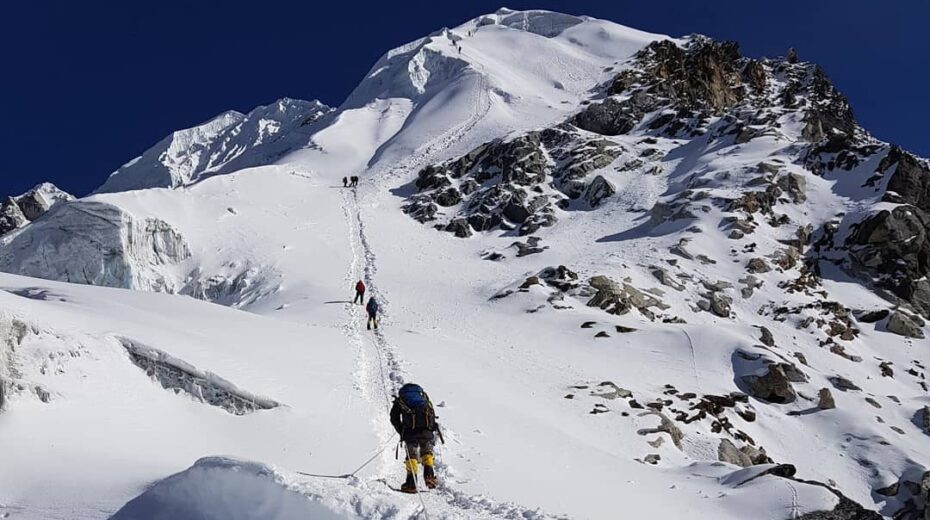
[587,275,670,318]
[777,172,808,203]
[886,311,926,339]
[0,183,74,236]
[741,364,798,404]
[836,148,930,320]
[881,146,930,209]
[847,205,930,318]
[403,126,625,236]
[717,439,759,468]
[795,491,883,520]
[0,198,28,236]
[877,470,930,520]
[585,175,615,208]
[571,38,762,138]
[698,290,732,318]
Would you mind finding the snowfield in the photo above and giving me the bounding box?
[1,8,928,520]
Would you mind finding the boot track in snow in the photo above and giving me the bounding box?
[322,182,568,519]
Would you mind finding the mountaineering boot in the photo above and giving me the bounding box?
[400,472,417,493]
[423,465,437,489]
[422,453,437,489]
[401,458,419,493]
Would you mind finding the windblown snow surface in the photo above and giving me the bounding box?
[1,8,928,520]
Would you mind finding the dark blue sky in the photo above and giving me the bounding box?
[1,1,926,197]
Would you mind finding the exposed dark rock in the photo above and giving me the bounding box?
[445,218,472,238]
[777,172,807,203]
[880,361,894,378]
[883,146,930,210]
[829,376,861,392]
[855,309,889,323]
[651,266,684,291]
[742,364,797,404]
[538,265,579,291]
[0,198,28,236]
[886,311,926,339]
[585,175,615,207]
[773,247,801,271]
[571,94,659,136]
[718,438,752,467]
[728,185,782,214]
[847,204,930,319]
[747,258,772,273]
[794,488,883,520]
[587,275,670,317]
[511,237,548,257]
[758,326,775,347]
[699,291,732,318]
[739,275,763,298]
[740,444,771,465]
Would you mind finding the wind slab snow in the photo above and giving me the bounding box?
[1,8,928,520]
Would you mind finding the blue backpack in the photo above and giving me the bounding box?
[396,383,437,432]
[399,383,427,409]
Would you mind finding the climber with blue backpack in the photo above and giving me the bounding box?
[390,383,443,493]
[366,297,379,330]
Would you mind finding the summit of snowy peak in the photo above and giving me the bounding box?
[340,10,667,111]
[316,10,667,175]
[95,97,331,193]
[15,182,74,205]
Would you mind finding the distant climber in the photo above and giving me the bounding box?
[366,297,379,330]
[354,279,366,304]
[390,383,442,493]
[342,176,348,188]
[350,175,359,187]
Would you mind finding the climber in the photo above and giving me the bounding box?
[350,175,359,187]
[390,383,441,492]
[354,279,366,304]
[342,176,348,188]
[366,297,379,330]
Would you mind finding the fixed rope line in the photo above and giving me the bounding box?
[296,432,398,480]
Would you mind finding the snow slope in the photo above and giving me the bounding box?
[1,8,928,520]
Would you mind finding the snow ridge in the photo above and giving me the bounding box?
[97,98,330,192]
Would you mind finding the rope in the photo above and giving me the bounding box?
[296,432,398,480]
[405,441,432,520]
